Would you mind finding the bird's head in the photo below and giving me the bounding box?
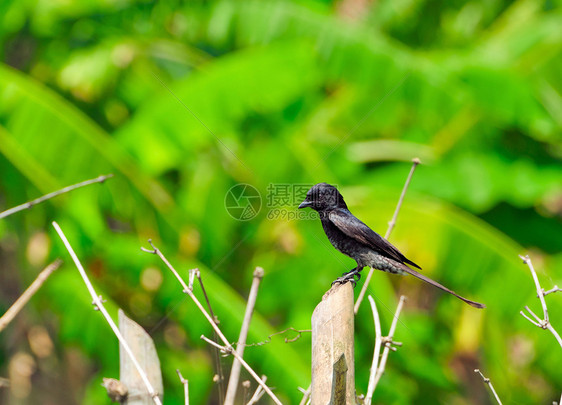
[298,183,347,211]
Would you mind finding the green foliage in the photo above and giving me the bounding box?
[1,0,561,404]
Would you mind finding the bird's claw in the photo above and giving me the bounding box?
[331,272,359,288]
[331,276,355,287]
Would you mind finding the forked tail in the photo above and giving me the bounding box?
[400,265,485,309]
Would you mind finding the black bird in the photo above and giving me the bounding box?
[298,183,485,309]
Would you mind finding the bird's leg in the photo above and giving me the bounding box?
[332,267,362,287]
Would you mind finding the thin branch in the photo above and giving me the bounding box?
[0,174,113,219]
[354,158,420,314]
[53,222,162,405]
[246,375,267,405]
[225,267,264,405]
[0,259,62,333]
[140,242,230,342]
[542,286,561,297]
[385,158,421,239]
[371,295,407,389]
[474,369,502,405]
[141,240,283,405]
[546,322,562,350]
[192,268,225,403]
[200,334,283,405]
[364,296,383,405]
[242,327,311,347]
[176,369,189,405]
[201,335,229,352]
[195,269,219,324]
[519,255,562,349]
[520,255,548,322]
[519,311,541,327]
[298,386,311,405]
[523,305,542,324]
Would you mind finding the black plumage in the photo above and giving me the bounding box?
[298,182,485,309]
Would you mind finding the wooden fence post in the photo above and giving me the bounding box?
[311,283,355,405]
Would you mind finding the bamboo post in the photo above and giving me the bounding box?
[119,310,164,404]
[311,283,355,405]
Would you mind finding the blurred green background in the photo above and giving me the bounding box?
[0,0,561,403]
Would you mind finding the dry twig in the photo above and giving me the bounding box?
[542,286,561,297]
[242,327,311,347]
[141,240,282,405]
[354,158,420,314]
[0,259,62,333]
[518,254,562,403]
[474,369,502,405]
[194,269,219,324]
[298,386,311,405]
[53,222,162,405]
[518,255,562,349]
[191,268,225,401]
[0,174,113,219]
[246,375,267,405]
[364,295,382,405]
[370,295,406,390]
[225,267,264,405]
[176,369,189,405]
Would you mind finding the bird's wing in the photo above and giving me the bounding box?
[328,208,422,269]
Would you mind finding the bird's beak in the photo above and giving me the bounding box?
[298,200,312,209]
